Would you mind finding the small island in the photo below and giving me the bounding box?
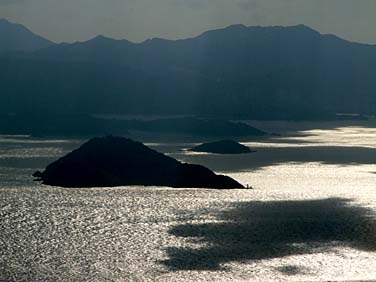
[189,140,255,154]
[33,136,244,189]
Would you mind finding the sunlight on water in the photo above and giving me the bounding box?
[1,122,376,281]
[238,126,376,149]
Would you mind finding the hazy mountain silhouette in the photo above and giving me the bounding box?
[1,23,376,120]
[0,19,53,52]
[0,114,266,138]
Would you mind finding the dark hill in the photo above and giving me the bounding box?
[0,19,53,52]
[190,140,254,154]
[33,136,244,189]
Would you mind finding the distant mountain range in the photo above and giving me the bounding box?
[1,20,376,120]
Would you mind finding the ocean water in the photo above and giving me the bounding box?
[1,121,376,281]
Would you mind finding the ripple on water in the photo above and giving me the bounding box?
[1,124,376,281]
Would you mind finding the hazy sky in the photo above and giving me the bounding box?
[1,0,375,44]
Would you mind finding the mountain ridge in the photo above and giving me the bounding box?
[1,18,374,51]
[0,18,53,52]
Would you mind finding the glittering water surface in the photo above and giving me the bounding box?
[1,121,376,281]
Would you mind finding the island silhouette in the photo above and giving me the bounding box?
[33,136,244,189]
[189,140,255,154]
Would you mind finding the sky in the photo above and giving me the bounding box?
[0,0,376,44]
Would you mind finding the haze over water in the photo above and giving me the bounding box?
[1,121,376,281]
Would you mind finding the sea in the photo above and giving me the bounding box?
[1,121,376,282]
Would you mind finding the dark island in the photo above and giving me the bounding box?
[189,140,255,154]
[33,136,244,189]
